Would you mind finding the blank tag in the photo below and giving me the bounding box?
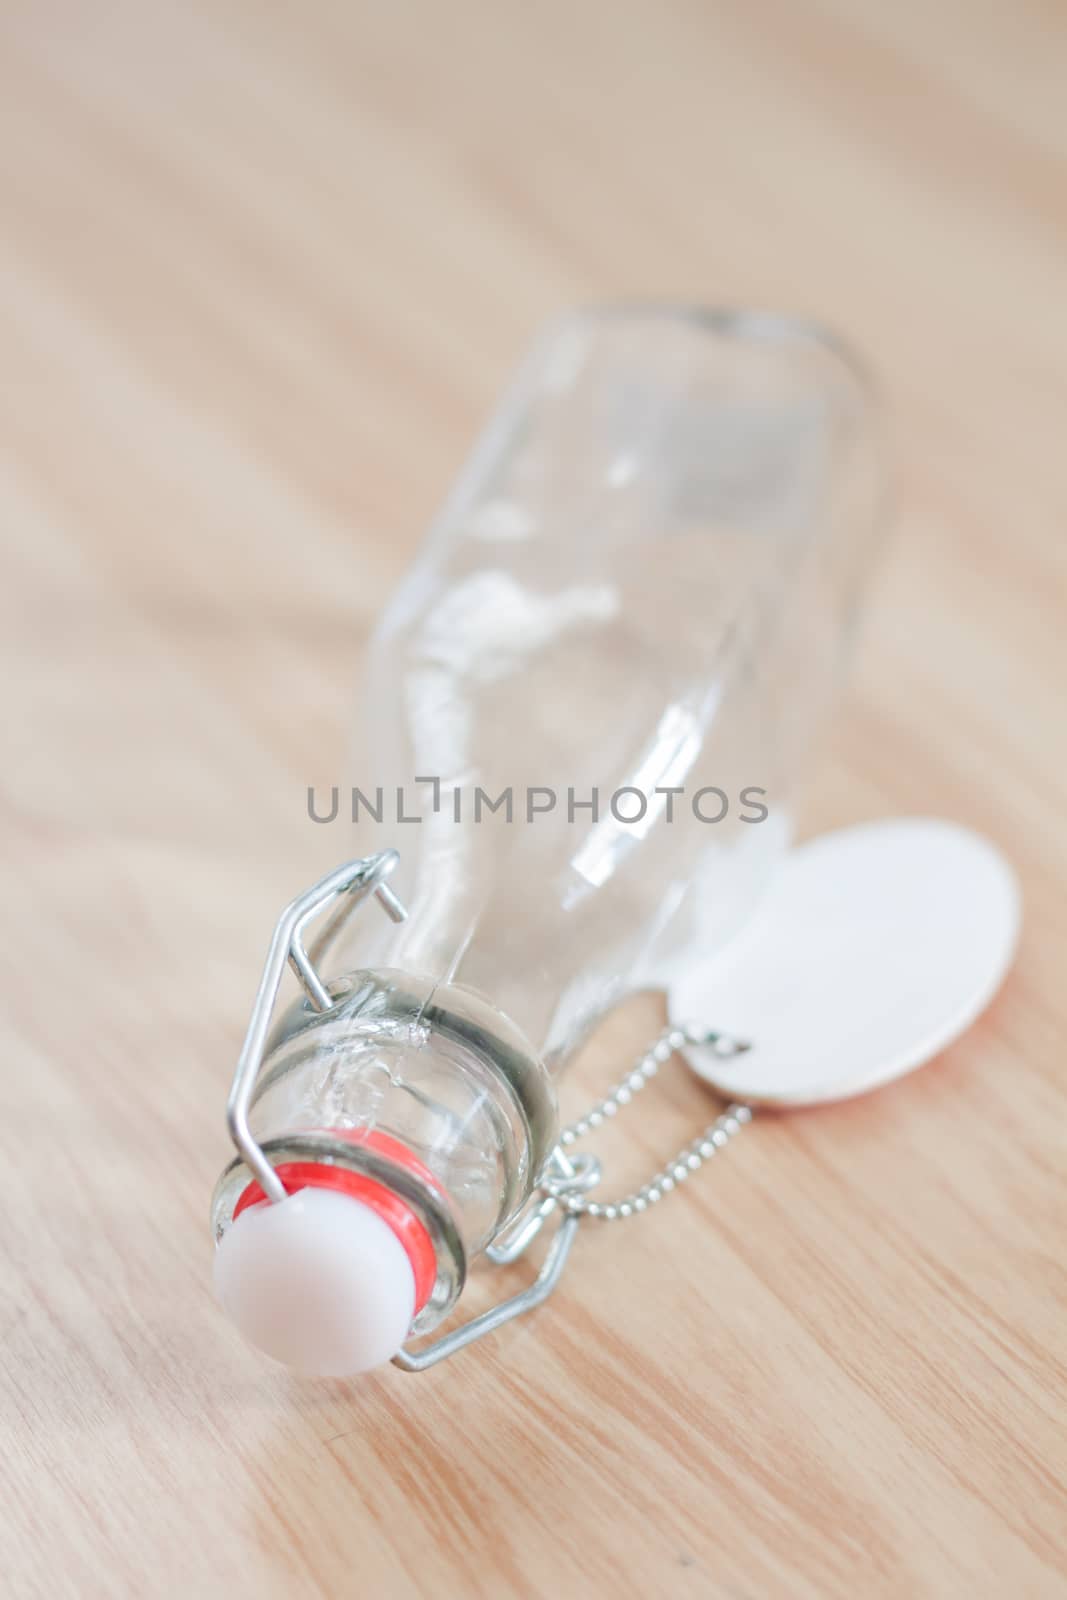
[670,819,1020,1106]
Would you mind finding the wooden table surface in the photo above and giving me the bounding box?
[2,1,1065,1595]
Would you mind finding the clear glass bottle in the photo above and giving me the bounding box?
[211,307,882,1375]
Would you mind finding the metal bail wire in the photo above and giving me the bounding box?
[225,850,407,1204]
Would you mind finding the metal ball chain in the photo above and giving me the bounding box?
[545,1024,752,1221]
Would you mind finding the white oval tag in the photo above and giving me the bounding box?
[670,819,1020,1105]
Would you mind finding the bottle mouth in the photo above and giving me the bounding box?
[215,1186,421,1377]
[231,1128,441,1316]
[214,1128,468,1333]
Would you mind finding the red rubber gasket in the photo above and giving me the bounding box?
[233,1129,439,1314]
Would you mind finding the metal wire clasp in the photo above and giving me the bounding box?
[225,851,407,1203]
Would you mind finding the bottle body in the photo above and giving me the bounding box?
[339,306,881,1060]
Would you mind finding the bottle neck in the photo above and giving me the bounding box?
[213,967,560,1336]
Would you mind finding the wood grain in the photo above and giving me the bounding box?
[1,1,1065,1595]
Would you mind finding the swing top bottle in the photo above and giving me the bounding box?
[211,306,882,1376]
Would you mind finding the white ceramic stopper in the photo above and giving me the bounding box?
[214,1187,416,1376]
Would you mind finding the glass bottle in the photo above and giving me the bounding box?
[211,307,883,1376]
